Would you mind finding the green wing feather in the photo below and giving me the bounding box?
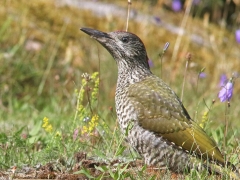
[128,75,224,165]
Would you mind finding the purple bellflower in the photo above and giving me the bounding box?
[199,72,206,78]
[219,74,228,87]
[236,29,240,44]
[172,0,182,12]
[218,78,234,102]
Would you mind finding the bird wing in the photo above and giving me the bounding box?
[128,75,224,164]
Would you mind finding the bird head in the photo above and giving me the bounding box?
[80,28,150,72]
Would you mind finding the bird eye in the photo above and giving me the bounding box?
[121,37,129,43]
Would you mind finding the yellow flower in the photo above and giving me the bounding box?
[78,104,84,113]
[81,77,87,86]
[199,111,208,129]
[91,72,99,100]
[91,72,99,79]
[42,117,49,128]
[77,76,88,104]
[79,86,85,104]
[81,114,99,135]
[81,125,88,134]
[42,117,53,133]
[91,115,99,125]
[89,126,94,132]
[45,124,53,133]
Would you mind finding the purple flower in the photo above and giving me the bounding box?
[235,29,240,44]
[219,74,227,87]
[199,72,206,78]
[153,16,161,24]
[218,79,233,102]
[148,59,154,67]
[172,0,182,12]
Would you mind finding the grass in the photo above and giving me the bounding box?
[0,0,239,179]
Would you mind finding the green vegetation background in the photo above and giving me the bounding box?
[0,0,239,179]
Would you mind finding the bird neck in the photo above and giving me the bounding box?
[116,60,152,89]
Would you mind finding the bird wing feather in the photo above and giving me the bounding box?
[128,75,224,164]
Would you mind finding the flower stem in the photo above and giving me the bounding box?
[126,0,132,32]
[181,53,191,101]
[223,101,230,157]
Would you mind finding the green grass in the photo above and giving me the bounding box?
[0,0,239,179]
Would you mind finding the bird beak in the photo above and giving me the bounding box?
[80,27,112,40]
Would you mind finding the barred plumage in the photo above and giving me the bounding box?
[81,27,239,178]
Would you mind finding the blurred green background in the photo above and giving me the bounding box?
[0,0,240,132]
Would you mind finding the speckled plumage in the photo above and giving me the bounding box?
[80,27,239,177]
